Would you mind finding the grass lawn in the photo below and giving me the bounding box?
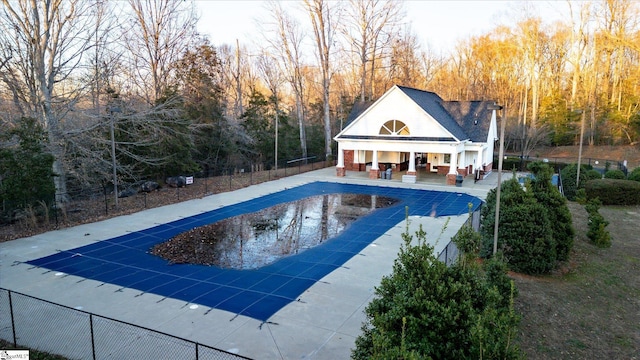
[514,202,640,359]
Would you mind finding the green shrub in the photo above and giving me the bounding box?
[499,202,556,274]
[588,216,611,248]
[585,179,640,205]
[527,162,574,262]
[483,254,518,308]
[352,221,522,359]
[628,167,640,182]
[604,169,626,179]
[584,198,611,248]
[452,222,482,268]
[585,169,602,181]
[481,176,557,275]
[575,188,588,205]
[560,164,589,200]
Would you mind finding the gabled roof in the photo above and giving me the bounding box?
[342,85,495,143]
[345,99,374,125]
[395,86,469,141]
[441,100,495,143]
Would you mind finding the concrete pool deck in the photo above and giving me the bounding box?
[0,167,507,359]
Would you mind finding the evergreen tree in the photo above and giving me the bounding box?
[527,162,574,261]
[481,176,557,274]
[353,222,521,359]
[0,118,56,222]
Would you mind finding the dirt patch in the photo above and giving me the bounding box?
[513,202,640,359]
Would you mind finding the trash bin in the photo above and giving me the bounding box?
[380,170,386,179]
[386,168,392,180]
[455,174,463,187]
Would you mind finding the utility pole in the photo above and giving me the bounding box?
[489,103,505,256]
[107,93,122,209]
[577,109,586,187]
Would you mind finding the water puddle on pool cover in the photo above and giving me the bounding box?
[150,193,398,269]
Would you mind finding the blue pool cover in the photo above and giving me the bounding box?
[26,182,482,321]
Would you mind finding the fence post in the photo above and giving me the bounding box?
[445,245,448,266]
[90,314,97,360]
[54,195,58,228]
[103,184,108,216]
[8,290,17,347]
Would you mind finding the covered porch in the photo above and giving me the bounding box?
[335,142,492,185]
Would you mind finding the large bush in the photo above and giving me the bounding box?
[481,176,557,274]
[628,167,640,182]
[585,179,640,205]
[560,163,589,200]
[604,169,626,179]
[352,224,521,359]
[527,162,574,261]
[584,169,603,181]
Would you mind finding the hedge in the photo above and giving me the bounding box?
[585,179,640,205]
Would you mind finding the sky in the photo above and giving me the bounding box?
[195,0,569,54]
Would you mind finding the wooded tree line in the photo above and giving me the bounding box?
[1,0,639,201]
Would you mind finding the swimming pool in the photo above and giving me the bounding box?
[26,182,482,322]
[150,193,400,269]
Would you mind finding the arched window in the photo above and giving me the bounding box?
[379,120,410,135]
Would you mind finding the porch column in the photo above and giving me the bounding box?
[336,143,345,177]
[476,148,484,179]
[458,149,467,176]
[446,149,458,185]
[407,151,416,175]
[369,150,380,179]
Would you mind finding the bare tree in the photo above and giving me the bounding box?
[342,0,404,101]
[387,27,424,89]
[304,0,340,160]
[218,42,253,120]
[256,50,286,169]
[567,1,591,110]
[265,1,308,160]
[0,0,98,201]
[85,0,125,118]
[124,0,197,104]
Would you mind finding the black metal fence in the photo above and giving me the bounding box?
[1,157,335,235]
[497,154,636,175]
[436,205,482,267]
[0,288,251,360]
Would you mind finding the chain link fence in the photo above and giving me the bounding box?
[0,288,251,360]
